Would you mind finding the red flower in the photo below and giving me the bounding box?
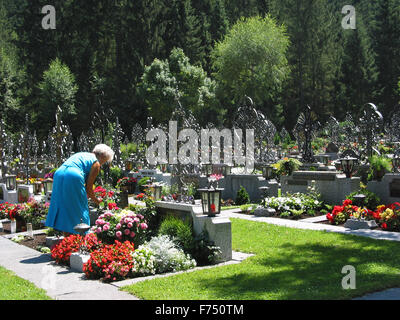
[108,202,119,210]
[382,223,388,229]
[343,199,353,207]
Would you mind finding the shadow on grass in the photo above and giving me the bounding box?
[195,233,400,300]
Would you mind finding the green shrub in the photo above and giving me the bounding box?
[346,188,381,210]
[110,166,124,187]
[236,186,250,205]
[367,155,392,181]
[191,230,222,266]
[138,177,151,192]
[158,215,194,253]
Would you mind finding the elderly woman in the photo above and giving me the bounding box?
[45,144,114,235]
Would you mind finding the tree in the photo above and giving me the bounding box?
[140,48,223,126]
[212,15,290,125]
[37,58,78,137]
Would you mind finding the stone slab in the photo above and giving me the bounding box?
[70,252,90,273]
[344,219,378,230]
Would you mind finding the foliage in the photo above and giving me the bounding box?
[212,15,290,125]
[109,166,124,187]
[235,186,250,206]
[190,229,222,266]
[19,197,50,229]
[37,58,78,136]
[140,47,223,126]
[274,157,302,177]
[346,188,381,211]
[158,215,194,253]
[140,235,196,274]
[116,177,137,188]
[367,155,392,181]
[265,192,323,218]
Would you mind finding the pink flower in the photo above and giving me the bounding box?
[124,229,130,235]
[96,227,102,233]
[140,223,148,230]
[116,231,122,238]
[127,222,133,228]
[130,231,135,238]
[116,223,121,230]
[103,224,110,231]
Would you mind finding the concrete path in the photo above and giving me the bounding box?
[2,208,400,300]
[0,236,138,300]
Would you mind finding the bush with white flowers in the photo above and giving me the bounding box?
[140,235,196,273]
[131,247,156,275]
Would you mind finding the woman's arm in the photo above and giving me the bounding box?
[86,161,102,205]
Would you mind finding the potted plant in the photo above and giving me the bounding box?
[367,155,392,182]
[116,177,137,194]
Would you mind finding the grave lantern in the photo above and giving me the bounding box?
[392,154,400,173]
[339,156,358,178]
[353,194,366,208]
[198,187,223,217]
[146,184,162,201]
[159,162,168,173]
[5,174,16,191]
[202,163,213,177]
[43,178,53,194]
[261,164,274,180]
[136,160,143,170]
[125,155,134,172]
[73,219,91,254]
[33,181,42,195]
[318,155,330,166]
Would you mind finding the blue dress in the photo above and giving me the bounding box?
[45,152,98,234]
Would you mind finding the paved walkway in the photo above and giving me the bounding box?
[1,209,400,300]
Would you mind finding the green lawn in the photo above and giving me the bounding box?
[0,266,51,300]
[122,218,400,300]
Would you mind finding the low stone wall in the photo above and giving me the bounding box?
[281,171,360,205]
[367,173,400,205]
[155,201,232,262]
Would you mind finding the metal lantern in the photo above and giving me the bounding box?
[143,182,162,201]
[261,164,274,180]
[317,155,330,166]
[73,219,91,254]
[5,174,16,191]
[125,155,134,171]
[43,178,53,194]
[339,156,358,178]
[159,162,168,173]
[198,188,223,217]
[33,181,42,195]
[202,163,213,177]
[353,194,366,208]
[259,186,270,207]
[392,153,400,173]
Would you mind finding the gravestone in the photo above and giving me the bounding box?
[390,179,400,198]
[326,142,339,154]
[17,185,33,203]
[367,174,400,204]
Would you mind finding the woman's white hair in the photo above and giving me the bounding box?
[92,144,114,163]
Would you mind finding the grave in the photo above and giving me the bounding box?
[367,174,400,205]
[0,183,17,204]
[155,201,232,262]
[129,168,172,189]
[17,185,34,203]
[281,171,360,205]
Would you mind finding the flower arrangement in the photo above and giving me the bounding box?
[92,209,148,245]
[51,234,101,265]
[92,185,117,210]
[135,193,145,200]
[0,202,13,219]
[83,240,135,282]
[265,192,323,218]
[7,203,26,221]
[116,177,137,188]
[326,199,359,225]
[19,197,50,229]
[372,203,400,231]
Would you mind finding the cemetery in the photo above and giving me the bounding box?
[1,1,400,302]
[2,96,400,300]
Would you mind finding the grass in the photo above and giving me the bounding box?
[0,266,51,300]
[122,218,400,300]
